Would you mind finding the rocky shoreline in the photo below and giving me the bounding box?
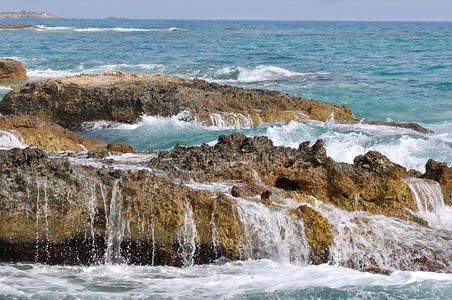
[0,72,432,133]
[0,72,450,273]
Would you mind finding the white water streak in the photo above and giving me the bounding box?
[104,180,125,264]
[404,178,452,230]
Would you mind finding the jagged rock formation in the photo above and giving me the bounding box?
[149,133,417,220]
[0,58,28,83]
[1,133,450,272]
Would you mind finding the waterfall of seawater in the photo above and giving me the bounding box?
[404,178,452,230]
[311,199,452,271]
[103,179,125,264]
[180,201,198,266]
[234,196,309,264]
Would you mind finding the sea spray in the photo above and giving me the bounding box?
[311,199,452,272]
[104,179,125,264]
[180,201,198,266]
[404,178,452,230]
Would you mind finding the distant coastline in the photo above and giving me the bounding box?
[106,16,130,20]
[0,10,61,19]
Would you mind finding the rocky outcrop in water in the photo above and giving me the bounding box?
[0,72,432,133]
[0,58,28,83]
[149,133,417,220]
[2,133,450,272]
[0,72,355,127]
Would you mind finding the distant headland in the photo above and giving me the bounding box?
[106,16,130,20]
[0,10,61,19]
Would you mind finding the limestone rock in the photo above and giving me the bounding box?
[107,142,134,153]
[0,58,28,83]
[424,159,452,205]
[293,205,333,264]
[0,115,105,152]
[0,24,38,29]
[0,72,356,127]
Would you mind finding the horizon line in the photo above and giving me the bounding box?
[6,17,452,22]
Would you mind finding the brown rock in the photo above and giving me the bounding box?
[0,58,28,83]
[107,142,134,153]
[424,159,452,205]
[0,72,356,128]
[293,205,333,264]
[0,115,105,152]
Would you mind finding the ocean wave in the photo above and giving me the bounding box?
[265,120,452,172]
[34,25,188,32]
[209,65,330,83]
[75,111,451,172]
[26,63,166,79]
[1,260,451,299]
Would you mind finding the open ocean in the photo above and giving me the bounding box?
[1,19,451,299]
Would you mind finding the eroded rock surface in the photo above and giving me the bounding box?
[0,72,357,127]
[149,133,417,220]
[0,58,28,83]
[424,159,452,205]
[0,133,450,272]
[0,115,105,152]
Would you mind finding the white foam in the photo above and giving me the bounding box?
[26,63,165,80]
[0,86,12,92]
[404,178,452,230]
[211,65,330,83]
[0,261,451,299]
[34,26,188,32]
[0,130,28,150]
[265,120,451,172]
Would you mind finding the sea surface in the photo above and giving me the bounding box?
[1,19,452,299]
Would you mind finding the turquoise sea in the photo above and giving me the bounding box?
[1,19,452,299]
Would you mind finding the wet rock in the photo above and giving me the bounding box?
[0,58,28,83]
[424,159,452,205]
[0,72,356,127]
[363,120,433,134]
[0,147,242,266]
[0,115,105,152]
[151,133,417,220]
[293,205,333,264]
[107,142,134,153]
[0,135,450,273]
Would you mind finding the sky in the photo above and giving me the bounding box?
[2,0,452,21]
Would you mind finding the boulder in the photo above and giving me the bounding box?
[0,58,28,83]
[107,142,134,153]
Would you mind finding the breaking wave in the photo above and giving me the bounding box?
[210,65,330,83]
[34,25,188,32]
[77,113,451,172]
